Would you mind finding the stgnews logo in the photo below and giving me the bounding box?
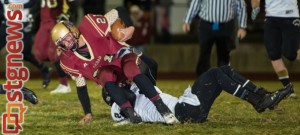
[1,3,29,134]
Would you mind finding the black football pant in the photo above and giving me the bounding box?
[175,65,261,122]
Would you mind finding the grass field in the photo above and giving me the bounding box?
[0,79,299,135]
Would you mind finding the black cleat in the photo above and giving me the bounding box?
[121,107,142,124]
[42,67,52,89]
[255,84,293,113]
[21,87,38,104]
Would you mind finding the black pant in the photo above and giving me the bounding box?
[196,19,235,76]
[175,65,255,123]
[264,17,300,61]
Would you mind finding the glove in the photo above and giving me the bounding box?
[56,13,70,22]
[251,7,260,21]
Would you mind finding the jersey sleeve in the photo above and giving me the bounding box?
[60,54,82,78]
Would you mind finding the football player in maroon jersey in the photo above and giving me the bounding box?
[51,6,178,125]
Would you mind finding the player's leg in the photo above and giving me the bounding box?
[219,65,270,95]
[281,18,300,98]
[98,67,142,124]
[264,18,291,87]
[122,53,178,124]
[139,54,158,85]
[0,84,38,104]
[175,69,223,123]
[50,61,71,94]
[33,22,50,62]
[22,22,51,88]
[197,20,215,76]
[217,66,293,112]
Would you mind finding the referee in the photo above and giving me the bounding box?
[182,0,247,76]
[252,0,300,98]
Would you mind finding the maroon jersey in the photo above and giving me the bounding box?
[40,0,74,22]
[60,14,131,85]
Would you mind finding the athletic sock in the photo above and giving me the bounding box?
[277,69,290,86]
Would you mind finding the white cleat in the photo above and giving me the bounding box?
[50,84,71,94]
[113,119,131,127]
[163,113,179,124]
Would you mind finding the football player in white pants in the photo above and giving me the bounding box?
[105,65,293,125]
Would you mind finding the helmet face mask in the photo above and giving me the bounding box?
[51,21,80,52]
[56,32,79,51]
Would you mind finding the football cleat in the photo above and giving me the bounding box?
[121,107,142,124]
[153,98,178,124]
[113,119,131,126]
[50,84,71,94]
[163,113,179,124]
[42,67,52,89]
[255,84,293,113]
[21,87,38,104]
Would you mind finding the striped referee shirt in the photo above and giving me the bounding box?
[184,0,247,28]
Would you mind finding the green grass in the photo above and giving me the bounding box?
[0,79,300,135]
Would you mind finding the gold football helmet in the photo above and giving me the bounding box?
[51,21,80,51]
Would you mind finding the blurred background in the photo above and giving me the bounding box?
[0,0,300,80]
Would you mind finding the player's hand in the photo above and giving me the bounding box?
[57,13,70,22]
[119,26,135,42]
[182,23,190,33]
[78,113,93,126]
[237,28,247,40]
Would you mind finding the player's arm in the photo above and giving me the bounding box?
[75,76,93,125]
[105,6,134,42]
[59,59,92,125]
